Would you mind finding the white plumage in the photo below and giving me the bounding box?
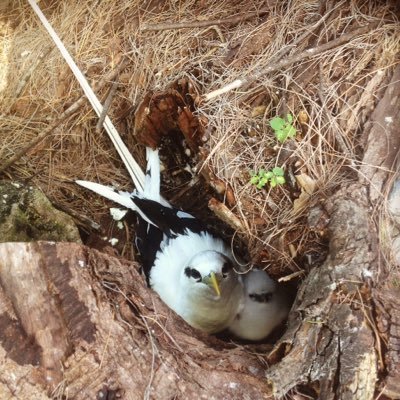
[77,148,244,333]
[151,234,243,333]
[77,147,291,338]
[228,270,291,341]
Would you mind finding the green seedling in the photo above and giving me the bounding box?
[269,114,296,143]
[250,167,286,189]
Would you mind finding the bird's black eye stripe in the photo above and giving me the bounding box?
[184,267,202,282]
[221,260,233,277]
[249,292,273,303]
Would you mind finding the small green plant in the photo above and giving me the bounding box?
[269,114,296,143]
[250,167,286,189]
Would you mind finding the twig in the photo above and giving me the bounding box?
[278,270,306,282]
[203,22,379,101]
[57,204,101,231]
[0,59,128,175]
[14,46,54,100]
[141,8,270,31]
[27,0,145,191]
[95,80,119,134]
[266,1,344,66]
[208,197,245,232]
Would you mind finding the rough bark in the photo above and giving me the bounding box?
[266,184,378,399]
[0,242,270,399]
[359,65,400,203]
[267,185,377,400]
[265,65,400,399]
[1,70,399,400]
[364,65,400,399]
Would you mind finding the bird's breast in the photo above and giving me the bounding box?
[179,282,243,334]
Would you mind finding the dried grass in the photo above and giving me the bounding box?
[0,0,399,275]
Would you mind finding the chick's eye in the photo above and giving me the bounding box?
[184,267,202,282]
[221,261,231,277]
[249,292,273,303]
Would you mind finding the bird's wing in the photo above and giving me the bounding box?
[131,197,206,237]
[135,219,164,285]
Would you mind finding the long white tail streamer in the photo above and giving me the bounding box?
[76,180,157,226]
[27,0,145,191]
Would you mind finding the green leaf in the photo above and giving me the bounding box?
[251,166,286,188]
[250,176,259,185]
[286,114,293,124]
[272,167,284,176]
[264,171,274,180]
[269,117,285,131]
[275,129,286,143]
[286,125,296,138]
[276,176,286,185]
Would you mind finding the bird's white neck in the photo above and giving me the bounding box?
[178,281,243,333]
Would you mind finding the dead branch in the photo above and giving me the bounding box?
[0,58,129,174]
[141,8,272,31]
[267,1,344,66]
[208,197,245,232]
[203,22,379,101]
[359,64,400,202]
[95,80,119,133]
[14,46,54,101]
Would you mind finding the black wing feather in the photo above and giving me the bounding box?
[131,197,206,237]
[131,197,207,285]
[134,216,163,285]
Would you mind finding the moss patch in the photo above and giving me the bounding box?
[0,182,81,243]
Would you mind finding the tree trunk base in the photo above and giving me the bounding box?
[0,242,270,399]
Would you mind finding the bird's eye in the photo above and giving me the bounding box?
[184,267,202,282]
[221,261,232,277]
[249,292,273,303]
